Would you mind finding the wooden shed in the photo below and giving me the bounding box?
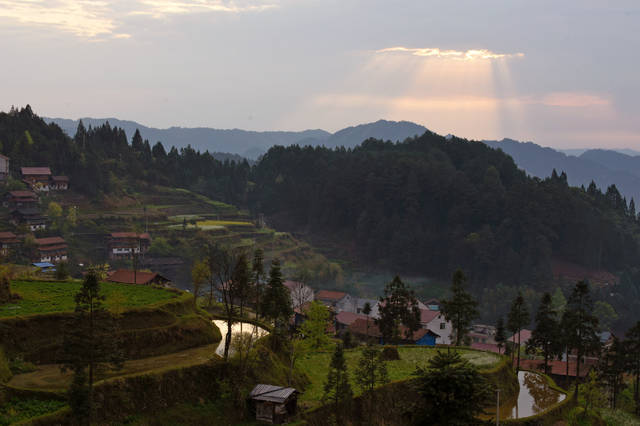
[249,384,298,424]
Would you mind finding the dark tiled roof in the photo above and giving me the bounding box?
[35,237,66,246]
[316,290,347,301]
[21,167,51,176]
[250,384,297,403]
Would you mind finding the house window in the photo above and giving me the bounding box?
[440,322,446,329]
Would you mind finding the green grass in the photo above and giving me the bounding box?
[196,220,252,227]
[0,398,66,426]
[601,408,640,425]
[297,346,500,406]
[0,280,178,318]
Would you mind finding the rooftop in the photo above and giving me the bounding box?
[35,237,66,246]
[420,309,440,324]
[335,311,368,326]
[507,329,532,344]
[316,290,347,301]
[249,384,297,403]
[110,232,151,240]
[7,190,37,198]
[21,167,52,176]
[107,269,169,285]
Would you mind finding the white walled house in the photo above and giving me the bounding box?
[420,308,452,345]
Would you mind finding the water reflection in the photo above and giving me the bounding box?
[212,320,268,356]
[483,371,566,420]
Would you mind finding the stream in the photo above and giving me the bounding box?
[212,320,268,357]
[483,370,567,420]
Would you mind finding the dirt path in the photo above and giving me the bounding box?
[8,344,219,392]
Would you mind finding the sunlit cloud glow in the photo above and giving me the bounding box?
[376,46,525,61]
[0,0,278,38]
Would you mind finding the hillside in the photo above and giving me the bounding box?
[45,116,428,159]
[484,139,640,204]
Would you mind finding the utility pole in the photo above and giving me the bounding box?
[496,388,500,426]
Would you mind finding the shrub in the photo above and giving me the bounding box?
[380,346,400,361]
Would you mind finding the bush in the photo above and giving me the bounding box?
[380,346,400,361]
[0,347,11,383]
[55,262,69,280]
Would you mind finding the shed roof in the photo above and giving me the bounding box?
[107,269,169,285]
[21,167,51,176]
[249,384,297,403]
[316,290,347,301]
[35,237,66,246]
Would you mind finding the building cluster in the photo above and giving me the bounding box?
[283,281,453,346]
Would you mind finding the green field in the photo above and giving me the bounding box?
[0,398,66,425]
[297,346,500,406]
[0,280,179,318]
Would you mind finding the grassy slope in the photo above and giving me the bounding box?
[297,346,500,407]
[0,280,178,318]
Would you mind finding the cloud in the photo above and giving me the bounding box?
[0,0,277,38]
[537,92,610,107]
[376,46,524,61]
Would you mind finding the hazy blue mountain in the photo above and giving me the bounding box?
[559,148,640,157]
[484,139,640,203]
[45,117,428,160]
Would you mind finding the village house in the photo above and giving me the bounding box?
[50,176,69,190]
[11,208,46,231]
[419,300,452,345]
[249,384,298,424]
[350,297,380,318]
[0,154,9,181]
[335,311,369,332]
[34,236,68,263]
[107,232,151,260]
[106,269,171,286]
[469,324,497,345]
[21,167,52,191]
[0,232,19,257]
[315,290,354,313]
[348,318,440,346]
[3,190,38,209]
[283,280,314,310]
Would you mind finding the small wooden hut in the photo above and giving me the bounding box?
[249,384,298,424]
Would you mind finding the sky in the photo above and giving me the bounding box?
[1,0,639,149]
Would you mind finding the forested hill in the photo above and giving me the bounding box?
[250,134,640,289]
[0,106,250,206]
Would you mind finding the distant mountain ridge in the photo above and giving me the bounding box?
[483,139,640,204]
[45,117,428,160]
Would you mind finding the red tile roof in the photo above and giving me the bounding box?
[106,269,168,285]
[335,311,368,326]
[0,231,18,242]
[35,237,66,246]
[508,329,532,344]
[420,309,440,324]
[349,318,382,337]
[21,167,51,176]
[7,190,37,198]
[316,290,347,301]
[37,244,68,252]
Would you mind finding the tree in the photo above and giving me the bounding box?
[495,317,506,354]
[598,336,625,409]
[55,262,69,280]
[625,321,640,415]
[412,350,490,425]
[252,249,264,318]
[61,269,123,422]
[550,287,567,316]
[289,281,313,311]
[581,370,606,421]
[191,259,209,308]
[564,281,601,396]
[507,292,530,372]
[47,201,63,230]
[322,344,353,423]
[261,259,292,323]
[299,301,330,349]
[441,270,478,346]
[232,253,253,319]
[527,293,559,374]
[593,301,618,331]
[363,302,372,341]
[0,266,15,305]
[354,346,389,425]
[376,276,421,345]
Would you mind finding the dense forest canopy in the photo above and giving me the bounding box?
[0,106,249,206]
[249,135,640,291]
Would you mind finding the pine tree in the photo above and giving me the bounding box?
[564,280,601,396]
[599,337,626,409]
[322,344,353,423]
[527,293,559,374]
[376,276,421,345]
[261,259,292,325]
[61,269,124,422]
[354,346,388,424]
[252,249,265,319]
[495,317,506,354]
[507,292,530,372]
[625,321,640,414]
[441,270,478,346]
